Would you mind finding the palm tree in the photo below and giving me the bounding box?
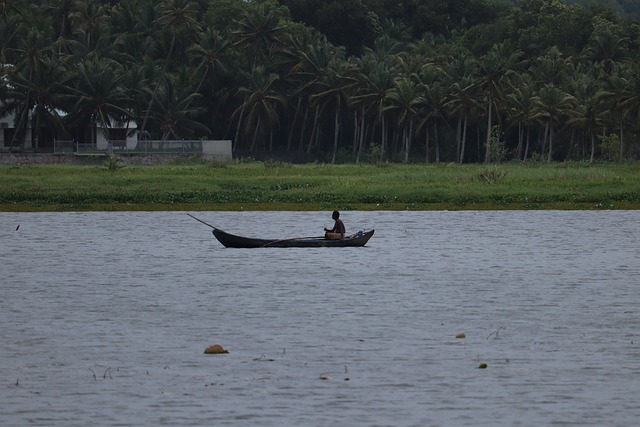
[588,26,628,75]
[271,25,327,152]
[350,55,397,162]
[4,23,51,149]
[0,0,26,20]
[366,34,406,65]
[505,76,539,160]
[442,47,478,163]
[598,62,636,161]
[150,71,210,140]
[230,3,286,149]
[384,77,424,163]
[475,42,523,162]
[349,55,393,162]
[530,46,570,87]
[309,57,356,162]
[535,84,576,162]
[445,75,479,163]
[139,0,202,137]
[43,0,75,55]
[66,55,131,145]
[233,4,284,68]
[416,63,447,163]
[568,93,606,163]
[233,66,286,151]
[188,28,229,90]
[617,62,640,160]
[8,55,69,150]
[287,37,344,156]
[68,0,110,52]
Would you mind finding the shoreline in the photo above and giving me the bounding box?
[2,161,639,212]
[2,202,640,212]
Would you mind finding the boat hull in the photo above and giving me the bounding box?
[212,228,374,248]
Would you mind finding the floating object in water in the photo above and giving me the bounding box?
[478,362,488,369]
[253,354,274,362]
[204,344,229,354]
[456,333,466,339]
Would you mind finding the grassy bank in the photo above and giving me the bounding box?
[1,160,639,211]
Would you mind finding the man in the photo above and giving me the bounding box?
[324,210,346,239]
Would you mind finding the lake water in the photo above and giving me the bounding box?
[1,210,639,426]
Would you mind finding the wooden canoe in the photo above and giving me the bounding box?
[212,228,375,248]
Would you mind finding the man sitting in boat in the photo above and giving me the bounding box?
[324,210,346,239]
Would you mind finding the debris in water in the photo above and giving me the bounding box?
[253,354,274,362]
[204,344,229,354]
[456,333,466,339]
[478,363,488,369]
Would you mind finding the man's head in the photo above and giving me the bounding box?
[332,210,340,220]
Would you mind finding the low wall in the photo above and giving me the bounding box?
[0,153,230,165]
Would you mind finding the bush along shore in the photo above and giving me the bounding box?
[0,159,639,211]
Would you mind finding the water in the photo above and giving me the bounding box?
[1,210,639,426]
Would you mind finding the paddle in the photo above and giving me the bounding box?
[187,213,325,247]
[187,213,217,229]
[259,235,326,248]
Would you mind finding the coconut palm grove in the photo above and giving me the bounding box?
[1,0,640,163]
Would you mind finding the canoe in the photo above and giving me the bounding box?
[212,228,375,248]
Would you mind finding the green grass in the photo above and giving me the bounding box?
[1,161,639,211]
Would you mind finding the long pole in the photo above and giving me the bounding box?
[187,213,216,229]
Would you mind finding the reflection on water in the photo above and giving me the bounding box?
[1,210,639,426]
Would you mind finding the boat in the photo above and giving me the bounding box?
[211,228,375,248]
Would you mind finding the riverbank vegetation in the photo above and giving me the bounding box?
[1,161,638,211]
[2,1,640,163]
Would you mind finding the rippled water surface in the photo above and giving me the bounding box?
[1,210,639,426]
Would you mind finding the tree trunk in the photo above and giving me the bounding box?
[459,114,468,164]
[356,107,367,163]
[380,115,386,162]
[287,97,302,151]
[356,109,364,163]
[394,131,400,157]
[352,111,359,157]
[484,96,492,163]
[331,97,340,164]
[425,125,430,163]
[619,118,624,161]
[10,91,31,150]
[541,121,549,156]
[298,104,309,151]
[547,121,553,163]
[307,104,320,153]
[140,35,176,137]
[516,123,523,160]
[405,119,414,163]
[565,129,575,161]
[400,121,415,164]
[455,116,462,163]
[249,117,261,151]
[34,105,42,152]
[434,123,440,163]
[524,126,530,161]
[234,101,246,151]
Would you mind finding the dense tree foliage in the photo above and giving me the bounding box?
[567,0,640,22]
[1,0,640,162]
